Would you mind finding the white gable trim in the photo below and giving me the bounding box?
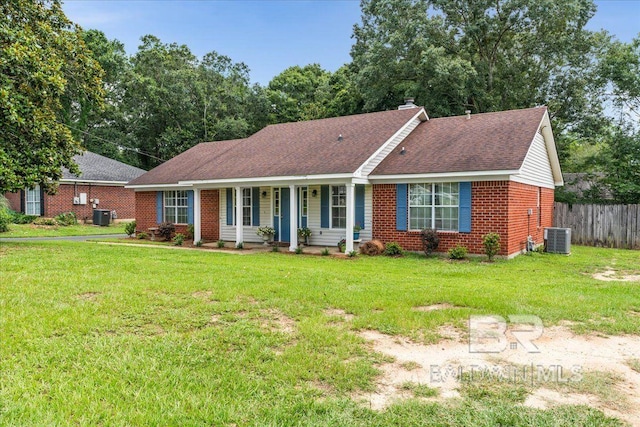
[354,108,428,178]
[539,111,563,186]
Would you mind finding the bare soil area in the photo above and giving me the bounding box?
[356,325,640,426]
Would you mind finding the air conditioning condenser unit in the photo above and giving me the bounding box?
[544,227,571,254]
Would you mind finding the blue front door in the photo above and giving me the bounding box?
[273,188,290,242]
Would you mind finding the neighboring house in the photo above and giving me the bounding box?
[5,151,145,221]
[127,101,563,257]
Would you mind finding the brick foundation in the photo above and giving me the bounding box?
[372,181,554,257]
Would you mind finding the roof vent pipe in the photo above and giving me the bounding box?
[337,134,343,142]
[465,110,471,120]
[398,98,417,110]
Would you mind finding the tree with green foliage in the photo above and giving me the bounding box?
[351,0,610,164]
[267,64,332,122]
[0,0,104,193]
[76,30,137,165]
[121,35,255,169]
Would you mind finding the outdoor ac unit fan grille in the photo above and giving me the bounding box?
[545,227,571,254]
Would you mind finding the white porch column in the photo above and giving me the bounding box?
[289,185,298,252]
[235,186,243,246]
[345,183,355,253]
[193,188,202,244]
[289,184,298,252]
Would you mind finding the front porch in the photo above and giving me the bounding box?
[191,183,370,253]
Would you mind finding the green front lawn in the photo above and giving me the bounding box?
[0,222,127,237]
[1,243,637,426]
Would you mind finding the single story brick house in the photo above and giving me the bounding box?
[5,151,145,221]
[127,102,563,257]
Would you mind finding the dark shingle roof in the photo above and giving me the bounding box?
[372,107,547,175]
[128,106,548,186]
[63,151,146,183]
[128,108,423,186]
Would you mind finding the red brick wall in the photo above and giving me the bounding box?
[44,184,136,221]
[134,190,220,241]
[506,182,555,255]
[135,192,158,232]
[201,190,219,241]
[5,184,136,220]
[4,192,21,212]
[372,181,554,257]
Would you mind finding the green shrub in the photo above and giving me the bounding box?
[448,245,468,260]
[337,239,346,253]
[137,232,148,240]
[321,247,330,256]
[295,246,303,254]
[33,217,58,226]
[157,222,175,241]
[216,240,225,248]
[173,233,185,246]
[421,228,439,256]
[482,232,501,261]
[236,242,244,250]
[11,211,37,224]
[195,239,203,247]
[0,209,11,233]
[124,221,136,237]
[347,250,357,258]
[54,212,77,226]
[271,244,280,252]
[384,241,404,256]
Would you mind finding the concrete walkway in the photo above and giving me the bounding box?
[0,234,127,242]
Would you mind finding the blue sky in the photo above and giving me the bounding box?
[62,0,640,86]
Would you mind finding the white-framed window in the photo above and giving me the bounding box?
[299,187,308,220]
[164,190,188,224]
[331,185,346,229]
[232,188,252,226]
[273,188,280,217]
[25,185,41,216]
[242,188,252,226]
[409,183,459,231]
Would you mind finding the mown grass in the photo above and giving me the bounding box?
[0,222,127,237]
[0,242,637,426]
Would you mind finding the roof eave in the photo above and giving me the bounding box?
[368,170,519,183]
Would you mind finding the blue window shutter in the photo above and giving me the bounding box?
[252,187,260,226]
[459,182,472,233]
[156,191,163,224]
[226,188,233,225]
[355,184,365,229]
[396,184,408,231]
[187,190,194,224]
[320,185,329,228]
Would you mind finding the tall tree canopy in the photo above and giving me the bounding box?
[0,0,104,193]
[351,0,609,157]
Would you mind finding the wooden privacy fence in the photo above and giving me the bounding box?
[553,203,640,249]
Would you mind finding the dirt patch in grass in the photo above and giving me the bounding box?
[412,303,459,312]
[356,325,640,425]
[592,268,640,282]
[76,292,100,301]
[260,308,296,334]
[324,308,355,321]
